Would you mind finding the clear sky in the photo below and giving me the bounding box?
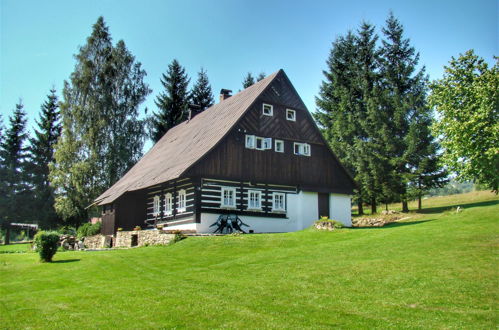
[1,0,497,146]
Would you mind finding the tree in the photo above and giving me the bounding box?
[242,72,255,89]
[151,59,190,142]
[429,50,498,192]
[50,17,151,227]
[29,88,62,229]
[379,12,431,212]
[0,102,31,243]
[256,72,266,81]
[315,26,380,215]
[190,68,214,111]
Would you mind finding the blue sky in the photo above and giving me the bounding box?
[1,0,497,145]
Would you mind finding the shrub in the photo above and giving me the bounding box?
[34,231,60,262]
[57,226,76,236]
[76,222,102,239]
[170,230,185,244]
[315,217,344,229]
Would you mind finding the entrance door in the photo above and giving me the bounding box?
[318,193,330,219]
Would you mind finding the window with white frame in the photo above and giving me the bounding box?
[177,189,186,213]
[245,135,255,149]
[247,190,262,210]
[272,193,286,212]
[275,139,284,153]
[153,195,161,216]
[164,193,173,215]
[255,137,272,150]
[262,103,273,116]
[286,109,296,121]
[221,187,237,208]
[293,142,311,156]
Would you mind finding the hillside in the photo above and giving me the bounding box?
[1,192,497,328]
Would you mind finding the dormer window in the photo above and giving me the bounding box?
[262,103,273,116]
[286,109,296,121]
[294,142,311,156]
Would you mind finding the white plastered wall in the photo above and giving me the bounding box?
[329,194,352,227]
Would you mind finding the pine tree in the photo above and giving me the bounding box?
[190,68,214,111]
[256,72,266,81]
[151,59,190,142]
[0,102,31,243]
[50,17,151,226]
[379,13,437,212]
[29,88,62,229]
[242,72,255,89]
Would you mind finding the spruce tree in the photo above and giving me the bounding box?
[51,17,150,226]
[151,59,190,142]
[256,72,266,81]
[190,68,214,111]
[242,72,255,89]
[29,88,62,229]
[379,12,432,212]
[0,102,31,242]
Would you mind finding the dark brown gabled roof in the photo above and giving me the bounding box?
[95,70,281,205]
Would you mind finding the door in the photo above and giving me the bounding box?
[318,193,330,219]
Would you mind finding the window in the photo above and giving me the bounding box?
[153,195,161,216]
[245,135,255,149]
[275,139,284,153]
[262,103,273,116]
[221,187,237,208]
[272,193,286,212]
[247,190,262,210]
[255,137,272,150]
[294,142,311,156]
[286,109,296,121]
[164,193,173,215]
[177,189,186,213]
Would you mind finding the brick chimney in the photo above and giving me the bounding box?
[219,89,232,102]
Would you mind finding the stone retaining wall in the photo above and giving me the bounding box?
[115,230,175,248]
[84,234,112,249]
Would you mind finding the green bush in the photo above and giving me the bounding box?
[34,231,60,262]
[57,226,76,236]
[315,217,344,229]
[76,222,102,239]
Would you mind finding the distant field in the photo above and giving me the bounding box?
[1,192,497,328]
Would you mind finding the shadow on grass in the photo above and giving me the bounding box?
[353,219,435,230]
[417,200,498,215]
[52,259,80,263]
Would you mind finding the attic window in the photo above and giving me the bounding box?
[275,140,284,153]
[262,103,273,116]
[294,142,311,156]
[256,137,272,150]
[245,135,255,149]
[286,109,296,121]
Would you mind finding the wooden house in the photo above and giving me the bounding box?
[95,70,356,235]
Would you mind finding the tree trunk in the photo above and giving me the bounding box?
[371,197,377,214]
[385,203,389,211]
[4,224,11,245]
[402,199,409,213]
[418,178,422,210]
[357,198,364,216]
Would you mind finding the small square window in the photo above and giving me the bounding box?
[245,135,255,149]
[275,140,284,153]
[263,103,273,116]
[286,109,296,121]
[294,142,311,156]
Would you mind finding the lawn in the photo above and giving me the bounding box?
[1,192,497,328]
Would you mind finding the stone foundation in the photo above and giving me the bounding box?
[115,230,175,248]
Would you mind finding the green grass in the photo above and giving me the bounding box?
[0,242,32,253]
[1,193,498,329]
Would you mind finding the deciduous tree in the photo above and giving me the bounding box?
[429,50,498,192]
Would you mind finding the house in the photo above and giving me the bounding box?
[95,70,356,235]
